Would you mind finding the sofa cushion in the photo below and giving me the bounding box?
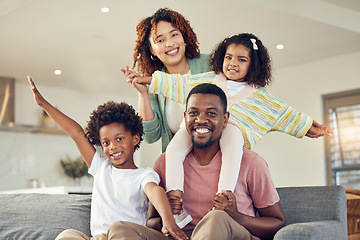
[0,193,91,240]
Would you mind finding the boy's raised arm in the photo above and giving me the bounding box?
[27,76,95,167]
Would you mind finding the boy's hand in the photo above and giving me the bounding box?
[162,220,188,240]
[27,75,47,107]
[305,120,333,138]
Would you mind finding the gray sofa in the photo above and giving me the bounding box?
[0,185,347,239]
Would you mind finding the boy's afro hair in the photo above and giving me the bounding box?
[85,101,143,151]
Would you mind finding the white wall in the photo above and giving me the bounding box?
[1,50,359,191]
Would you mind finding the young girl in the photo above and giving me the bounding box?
[27,76,188,240]
[128,33,332,218]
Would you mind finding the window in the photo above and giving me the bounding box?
[323,88,360,188]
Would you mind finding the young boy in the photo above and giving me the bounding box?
[27,76,187,240]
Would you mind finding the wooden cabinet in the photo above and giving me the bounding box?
[346,188,360,240]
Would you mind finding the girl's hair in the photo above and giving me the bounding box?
[210,33,272,87]
[133,8,200,76]
[86,101,143,151]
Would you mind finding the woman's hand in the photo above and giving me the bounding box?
[120,66,150,94]
[120,65,140,83]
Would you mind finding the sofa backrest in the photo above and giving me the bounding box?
[276,185,347,225]
[0,185,347,239]
[0,193,92,240]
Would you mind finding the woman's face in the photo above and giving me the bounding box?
[149,21,188,72]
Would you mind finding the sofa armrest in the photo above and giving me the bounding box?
[274,221,347,240]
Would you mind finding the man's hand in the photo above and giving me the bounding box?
[212,190,240,220]
[167,190,183,215]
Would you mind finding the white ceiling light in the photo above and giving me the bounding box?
[276,44,284,50]
[54,70,62,75]
[101,7,110,13]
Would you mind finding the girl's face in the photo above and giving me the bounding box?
[222,43,251,82]
[99,122,139,169]
[149,21,188,73]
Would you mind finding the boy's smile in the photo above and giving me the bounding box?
[99,122,139,169]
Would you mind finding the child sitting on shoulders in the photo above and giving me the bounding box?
[124,33,332,226]
[27,76,188,240]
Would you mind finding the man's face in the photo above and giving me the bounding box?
[184,93,229,149]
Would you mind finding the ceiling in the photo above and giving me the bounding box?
[1,0,360,96]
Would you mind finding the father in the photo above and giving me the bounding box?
[148,83,285,239]
[114,83,285,239]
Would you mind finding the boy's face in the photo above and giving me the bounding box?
[184,93,229,150]
[222,43,251,82]
[99,122,139,169]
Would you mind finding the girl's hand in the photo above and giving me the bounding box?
[161,220,188,240]
[27,75,47,107]
[305,120,333,138]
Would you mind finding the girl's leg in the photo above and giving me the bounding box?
[218,124,244,193]
[165,126,193,227]
[165,126,193,193]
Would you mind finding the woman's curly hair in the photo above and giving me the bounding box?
[86,101,143,151]
[133,8,200,76]
[210,33,272,87]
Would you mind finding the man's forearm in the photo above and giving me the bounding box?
[231,203,285,239]
[147,217,162,231]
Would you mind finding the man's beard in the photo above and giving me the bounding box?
[192,135,213,149]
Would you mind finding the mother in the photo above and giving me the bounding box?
[123,8,211,152]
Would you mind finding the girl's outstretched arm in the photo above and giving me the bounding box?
[305,120,333,138]
[144,182,188,240]
[27,76,95,167]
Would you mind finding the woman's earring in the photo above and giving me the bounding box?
[151,55,157,61]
